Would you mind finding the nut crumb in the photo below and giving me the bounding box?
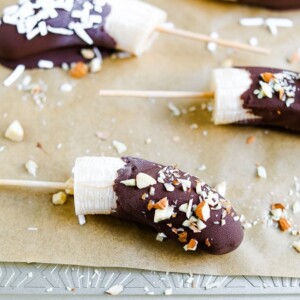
[246,136,255,144]
[5,120,24,142]
[25,160,38,177]
[278,217,291,231]
[52,191,67,205]
[106,284,124,295]
[69,62,88,78]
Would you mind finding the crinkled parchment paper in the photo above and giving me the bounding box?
[0,0,299,277]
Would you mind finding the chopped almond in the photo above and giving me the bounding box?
[178,231,187,243]
[185,238,198,251]
[147,200,155,211]
[205,238,211,248]
[261,72,274,83]
[246,136,255,144]
[278,217,291,231]
[172,228,178,234]
[278,88,284,100]
[271,203,285,210]
[195,201,210,221]
[153,197,168,210]
[69,62,88,78]
[141,193,148,200]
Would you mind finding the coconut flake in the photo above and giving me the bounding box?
[3,65,25,87]
[106,285,124,295]
[25,160,38,177]
[136,173,156,189]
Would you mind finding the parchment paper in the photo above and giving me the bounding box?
[0,0,299,277]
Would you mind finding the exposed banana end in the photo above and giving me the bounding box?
[73,157,125,215]
[212,68,260,125]
[105,0,167,56]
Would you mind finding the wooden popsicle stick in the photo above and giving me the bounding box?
[99,90,215,99]
[156,25,270,55]
[0,179,73,190]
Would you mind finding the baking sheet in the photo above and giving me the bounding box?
[0,0,299,277]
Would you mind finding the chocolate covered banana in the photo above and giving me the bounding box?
[100,67,300,132]
[0,0,167,65]
[0,156,244,255]
[73,156,244,255]
[217,0,300,10]
[0,0,269,69]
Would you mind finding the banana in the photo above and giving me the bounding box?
[73,156,125,215]
[212,68,261,125]
[103,0,167,56]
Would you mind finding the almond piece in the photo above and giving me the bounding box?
[69,62,88,78]
[261,72,274,83]
[147,200,155,211]
[154,205,174,223]
[153,197,168,210]
[278,217,291,231]
[271,203,285,210]
[136,173,157,189]
[246,136,255,144]
[120,179,136,187]
[178,232,188,243]
[184,239,198,251]
[278,87,285,100]
[195,201,210,221]
[205,238,212,248]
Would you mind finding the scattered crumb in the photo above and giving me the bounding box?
[156,232,167,242]
[112,140,127,154]
[27,272,33,278]
[95,131,110,141]
[249,37,258,46]
[168,102,181,116]
[25,160,38,177]
[164,288,173,296]
[69,62,88,78]
[198,165,207,171]
[89,57,102,73]
[145,138,152,144]
[190,123,198,130]
[293,240,300,253]
[287,49,300,64]
[292,201,300,214]
[246,136,255,144]
[106,284,124,295]
[172,136,180,142]
[257,165,267,179]
[215,181,226,197]
[52,191,67,205]
[60,83,73,92]
[207,32,218,52]
[27,227,38,231]
[4,120,24,142]
[45,287,53,293]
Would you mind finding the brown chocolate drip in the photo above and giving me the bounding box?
[0,0,116,67]
[239,67,300,132]
[218,0,300,9]
[113,157,244,255]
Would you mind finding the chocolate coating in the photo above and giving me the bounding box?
[113,157,244,255]
[0,0,116,68]
[217,0,300,9]
[239,67,300,132]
